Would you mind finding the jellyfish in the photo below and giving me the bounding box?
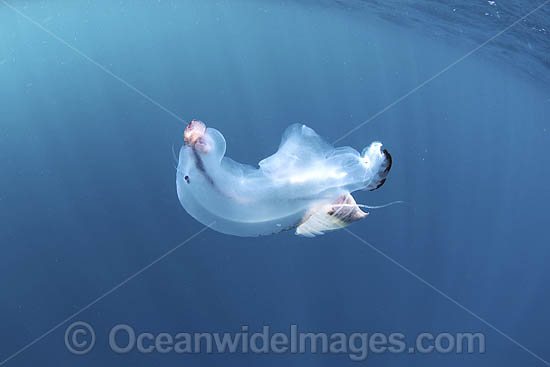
[176,120,392,237]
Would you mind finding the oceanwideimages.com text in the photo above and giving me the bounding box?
[65,322,486,361]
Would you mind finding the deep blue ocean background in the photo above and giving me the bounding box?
[1,0,550,365]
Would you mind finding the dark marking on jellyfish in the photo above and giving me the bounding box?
[371,178,387,191]
[382,149,392,173]
[190,145,242,201]
[192,148,216,187]
[184,175,190,184]
[369,149,392,191]
[370,149,392,191]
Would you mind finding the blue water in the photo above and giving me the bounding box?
[1,0,550,366]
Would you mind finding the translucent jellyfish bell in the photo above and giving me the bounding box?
[176,121,392,237]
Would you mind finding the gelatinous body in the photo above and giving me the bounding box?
[176,120,392,237]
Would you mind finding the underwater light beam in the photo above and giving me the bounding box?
[0,224,214,366]
[332,0,550,145]
[345,227,550,366]
[0,0,187,125]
